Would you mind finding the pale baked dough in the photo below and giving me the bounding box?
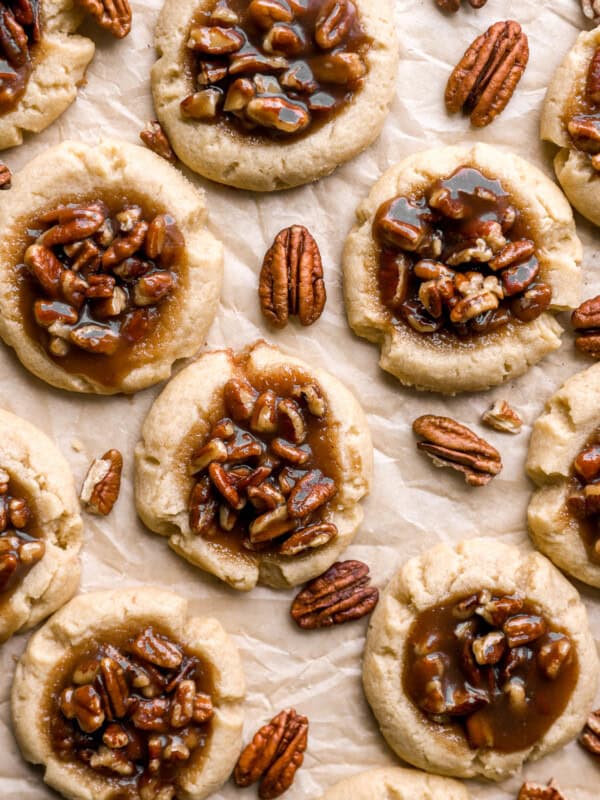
[0,139,224,395]
[0,0,95,150]
[362,538,599,781]
[316,767,470,800]
[343,143,582,394]
[527,363,600,588]
[135,340,373,590]
[0,407,81,643]
[151,0,398,191]
[11,586,245,800]
[541,26,600,226]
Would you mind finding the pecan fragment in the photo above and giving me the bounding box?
[413,415,502,486]
[572,295,600,359]
[518,779,566,800]
[259,225,326,328]
[481,399,523,434]
[580,708,600,755]
[0,161,11,189]
[234,709,309,799]
[80,449,123,516]
[140,121,177,164]
[582,0,600,22]
[445,20,529,127]
[75,0,132,38]
[291,560,379,628]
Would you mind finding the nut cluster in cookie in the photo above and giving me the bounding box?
[188,374,340,556]
[0,468,44,595]
[567,45,600,170]
[0,1,41,113]
[52,626,214,798]
[373,167,553,338]
[404,590,577,751]
[566,433,600,563]
[181,0,371,137]
[19,201,184,364]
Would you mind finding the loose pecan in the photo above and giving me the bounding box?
[234,709,309,799]
[481,399,523,434]
[259,225,326,328]
[518,779,566,800]
[445,20,529,127]
[291,560,379,628]
[140,121,176,164]
[572,295,600,358]
[582,0,600,21]
[580,709,600,755]
[75,0,132,38]
[413,415,502,486]
[80,449,123,516]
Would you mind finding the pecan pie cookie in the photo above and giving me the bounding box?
[317,766,470,800]
[0,407,81,643]
[0,139,223,394]
[527,363,600,589]
[541,26,600,225]
[0,1,95,149]
[150,0,398,191]
[343,144,582,394]
[362,538,599,780]
[135,340,372,590]
[11,587,245,800]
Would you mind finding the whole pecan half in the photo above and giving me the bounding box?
[572,295,600,358]
[580,708,600,755]
[75,0,132,38]
[139,120,176,164]
[259,225,326,328]
[80,449,123,515]
[518,779,566,800]
[436,0,487,11]
[413,415,502,486]
[234,708,309,799]
[445,20,529,127]
[291,560,379,629]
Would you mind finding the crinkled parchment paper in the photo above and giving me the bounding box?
[1,0,599,798]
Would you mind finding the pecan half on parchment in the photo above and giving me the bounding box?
[582,0,600,22]
[413,415,502,486]
[572,295,600,358]
[80,449,123,515]
[436,0,487,11]
[445,20,529,127]
[139,120,176,164]
[234,708,309,799]
[259,225,326,328]
[75,0,132,38]
[291,560,379,629]
[518,779,566,800]
[580,708,600,755]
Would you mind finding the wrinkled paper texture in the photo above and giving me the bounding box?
[1,0,599,798]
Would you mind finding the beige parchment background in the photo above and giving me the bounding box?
[0,0,599,797]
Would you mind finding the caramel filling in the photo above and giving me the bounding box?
[181,0,371,139]
[0,469,44,599]
[16,197,185,389]
[0,2,41,115]
[566,431,600,564]
[186,367,340,558]
[372,167,552,342]
[403,591,577,752]
[49,626,214,799]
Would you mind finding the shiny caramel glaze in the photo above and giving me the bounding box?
[0,2,42,115]
[14,190,187,390]
[403,591,578,753]
[46,625,214,798]
[565,429,600,564]
[183,0,371,141]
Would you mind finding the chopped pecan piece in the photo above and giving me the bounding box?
[0,161,11,189]
[481,399,523,434]
[259,225,326,328]
[80,449,123,516]
[75,0,132,38]
[445,20,529,127]
[234,708,309,799]
[580,708,600,755]
[413,415,502,486]
[291,560,379,628]
[518,779,566,800]
[582,0,600,22]
[140,121,176,164]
